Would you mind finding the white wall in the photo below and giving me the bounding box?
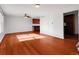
[40,5,79,39]
[0,8,4,42]
[5,15,32,33]
[78,10,79,40]
[40,13,64,39]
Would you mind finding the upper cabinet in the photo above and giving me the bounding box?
[32,18,40,24]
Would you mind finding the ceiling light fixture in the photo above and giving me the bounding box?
[24,13,31,18]
[35,4,40,8]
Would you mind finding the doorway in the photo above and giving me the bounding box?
[64,10,78,39]
[32,18,40,33]
[64,14,75,35]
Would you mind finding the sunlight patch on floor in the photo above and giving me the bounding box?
[16,33,46,41]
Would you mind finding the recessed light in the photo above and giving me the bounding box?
[35,4,40,8]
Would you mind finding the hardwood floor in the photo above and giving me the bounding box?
[0,32,78,55]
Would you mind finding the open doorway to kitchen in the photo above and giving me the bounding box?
[32,18,40,33]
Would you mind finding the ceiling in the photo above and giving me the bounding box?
[0,4,79,18]
[0,4,52,17]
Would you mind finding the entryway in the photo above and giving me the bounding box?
[63,10,79,54]
[64,10,78,40]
